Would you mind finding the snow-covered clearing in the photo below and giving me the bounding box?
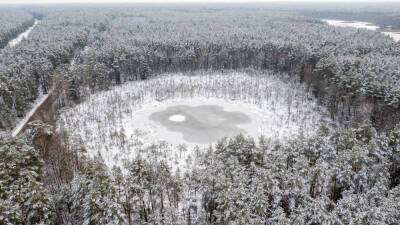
[58,72,332,172]
[8,19,40,47]
[322,19,400,41]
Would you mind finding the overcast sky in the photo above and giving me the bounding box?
[1,0,400,4]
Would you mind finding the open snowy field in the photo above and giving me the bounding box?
[57,72,332,171]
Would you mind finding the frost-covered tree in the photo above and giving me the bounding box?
[0,136,55,225]
[123,158,182,224]
[61,158,125,225]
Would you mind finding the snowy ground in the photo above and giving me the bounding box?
[58,72,332,172]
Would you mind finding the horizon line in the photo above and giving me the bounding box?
[1,0,400,5]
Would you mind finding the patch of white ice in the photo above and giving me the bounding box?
[168,114,186,122]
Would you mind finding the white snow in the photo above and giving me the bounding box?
[169,114,186,122]
[8,19,40,48]
[323,19,400,42]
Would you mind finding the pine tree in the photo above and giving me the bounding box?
[67,159,125,225]
[0,136,55,225]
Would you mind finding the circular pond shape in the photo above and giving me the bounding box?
[58,74,331,170]
[150,104,253,144]
[168,114,186,122]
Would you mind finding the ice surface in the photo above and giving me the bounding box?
[323,19,400,42]
[168,114,186,122]
[144,100,261,145]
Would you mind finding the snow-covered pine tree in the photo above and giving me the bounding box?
[0,136,55,225]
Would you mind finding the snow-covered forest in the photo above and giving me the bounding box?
[1,6,400,131]
[1,3,400,225]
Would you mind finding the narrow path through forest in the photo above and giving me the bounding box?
[8,19,40,47]
[12,45,87,136]
[11,90,52,137]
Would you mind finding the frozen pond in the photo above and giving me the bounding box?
[58,74,330,169]
[129,98,263,147]
[150,104,252,144]
[323,19,400,42]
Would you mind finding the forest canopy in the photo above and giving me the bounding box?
[0,4,400,225]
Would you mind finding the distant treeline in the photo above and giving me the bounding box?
[301,10,400,29]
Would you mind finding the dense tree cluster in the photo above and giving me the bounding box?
[0,8,99,129]
[196,125,400,224]
[3,123,399,224]
[67,123,399,224]
[66,6,400,128]
[0,137,54,224]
